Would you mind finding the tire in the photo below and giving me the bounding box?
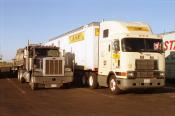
[18,71,25,83]
[82,74,88,86]
[109,76,121,95]
[88,73,98,89]
[20,77,25,83]
[17,71,20,80]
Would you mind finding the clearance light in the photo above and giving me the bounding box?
[140,56,144,59]
[150,56,154,59]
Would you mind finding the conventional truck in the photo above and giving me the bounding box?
[14,43,73,90]
[45,20,165,94]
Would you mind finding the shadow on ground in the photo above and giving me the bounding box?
[0,71,17,78]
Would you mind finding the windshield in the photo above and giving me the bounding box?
[35,48,59,57]
[122,38,163,53]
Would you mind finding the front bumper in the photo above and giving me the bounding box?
[32,72,73,88]
[117,78,165,90]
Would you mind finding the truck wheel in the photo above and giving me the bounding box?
[88,73,98,89]
[17,71,20,80]
[18,71,25,83]
[20,77,25,83]
[82,74,88,86]
[109,76,121,95]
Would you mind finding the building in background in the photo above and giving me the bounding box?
[161,31,175,80]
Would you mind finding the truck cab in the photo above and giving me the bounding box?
[17,44,73,90]
[96,21,165,94]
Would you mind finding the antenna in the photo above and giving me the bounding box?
[28,40,30,46]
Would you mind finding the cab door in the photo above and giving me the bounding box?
[111,39,120,70]
[98,39,112,76]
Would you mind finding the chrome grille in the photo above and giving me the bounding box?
[136,59,158,70]
[45,59,64,76]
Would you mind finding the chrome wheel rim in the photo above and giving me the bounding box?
[89,76,93,86]
[110,79,116,91]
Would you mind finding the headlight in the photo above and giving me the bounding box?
[160,72,165,77]
[127,72,135,79]
[156,72,165,79]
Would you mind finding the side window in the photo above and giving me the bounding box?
[103,29,109,38]
[112,40,120,53]
[29,49,33,58]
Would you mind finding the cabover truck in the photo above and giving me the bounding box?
[14,43,73,90]
[45,20,165,94]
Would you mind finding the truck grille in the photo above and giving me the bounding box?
[45,59,64,76]
[135,59,158,70]
[136,71,154,78]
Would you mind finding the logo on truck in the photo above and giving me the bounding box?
[164,40,175,51]
[69,32,85,43]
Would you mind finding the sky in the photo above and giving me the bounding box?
[0,0,175,61]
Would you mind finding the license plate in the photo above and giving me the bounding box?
[144,79,150,83]
[51,84,57,87]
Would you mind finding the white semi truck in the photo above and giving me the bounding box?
[46,20,165,94]
[162,32,175,80]
[14,43,73,90]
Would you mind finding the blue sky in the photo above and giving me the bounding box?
[0,0,175,61]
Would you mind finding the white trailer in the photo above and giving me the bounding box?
[45,20,165,94]
[162,32,175,80]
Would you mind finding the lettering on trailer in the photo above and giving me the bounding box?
[127,26,149,32]
[164,40,175,51]
[69,32,85,43]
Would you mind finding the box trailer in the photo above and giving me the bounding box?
[45,20,165,94]
[162,32,175,80]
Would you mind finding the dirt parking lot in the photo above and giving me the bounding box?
[0,77,175,116]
